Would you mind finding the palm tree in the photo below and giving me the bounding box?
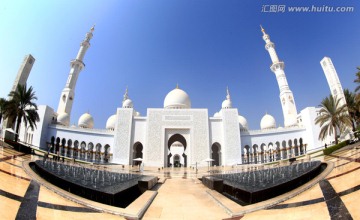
[4,84,40,141]
[315,95,352,145]
[0,98,6,125]
[344,89,359,131]
[354,67,360,92]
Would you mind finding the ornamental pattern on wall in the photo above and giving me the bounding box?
[113,108,133,164]
[146,109,210,166]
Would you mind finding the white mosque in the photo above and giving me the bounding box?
[12,26,332,167]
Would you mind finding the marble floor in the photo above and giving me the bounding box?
[0,142,359,219]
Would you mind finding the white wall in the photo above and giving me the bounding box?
[300,107,332,151]
[46,125,114,153]
[18,104,331,166]
[112,108,133,164]
[131,117,147,161]
[18,105,54,149]
[132,117,147,144]
[221,109,242,165]
[209,118,223,146]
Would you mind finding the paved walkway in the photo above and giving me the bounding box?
[0,142,360,219]
[143,178,229,219]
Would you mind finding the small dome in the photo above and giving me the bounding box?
[238,115,248,130]
[57,112,70,126]
[106,114,116,130]
[213,112,220,117]
[260,114,276,130]
[78,113,94,129]
[135,111,141,116]
[164,87,191,109]
[122,99,133,108]
[222,99,232,109]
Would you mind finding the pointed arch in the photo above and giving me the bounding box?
[268,142,274,162]
[275,141,281,160]
[288,139,293,157]
[95,143,102,160]
[80,141,86,151]
[104,144,111,162]
[167,134,187,167]
[244,145,250,164]
[253,144,259,163]
[133,142,143,165]
[294,139,299,156]
[282,140,287,159]
[299,138,304,154]
[260,143,266,163]
[211,142,221,166]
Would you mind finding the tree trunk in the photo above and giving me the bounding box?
[351,118,356,132]
[15,115,22,142]
[334,125,338,145]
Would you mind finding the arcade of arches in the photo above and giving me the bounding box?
[48,136,111,162]
[242,138,305,164]
[48,136,305,165]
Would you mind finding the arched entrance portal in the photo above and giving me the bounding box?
[133,142,143,165]
[211,143,221,166]
[167,134,187,167]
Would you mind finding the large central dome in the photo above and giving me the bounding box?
[164,86,191,109]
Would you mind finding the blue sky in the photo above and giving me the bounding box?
[0,0,359,129]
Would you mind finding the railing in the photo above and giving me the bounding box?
[49,124,114,134]
[243,125,306,135]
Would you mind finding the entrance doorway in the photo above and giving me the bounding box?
[167,134,187,167]
[211,143,221,166]
[133,142,143,165]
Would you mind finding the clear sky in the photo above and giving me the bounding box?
[0,0,359,129]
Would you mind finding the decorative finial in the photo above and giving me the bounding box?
[260,25,265,34]
[90,24,95,32]
[123,86,129,103]
[226,86,231,100]
[176,83,179,89]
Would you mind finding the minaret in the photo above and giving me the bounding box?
[3,54,35,130]
[10,54,35,95]
[320,57,352,138]
[320,57,347,108]
[57,26,94,126]
[261,26,298,127]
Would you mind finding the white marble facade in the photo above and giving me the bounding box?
[11,85,330,168]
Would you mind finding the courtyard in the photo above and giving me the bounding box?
[0,141,359,219]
